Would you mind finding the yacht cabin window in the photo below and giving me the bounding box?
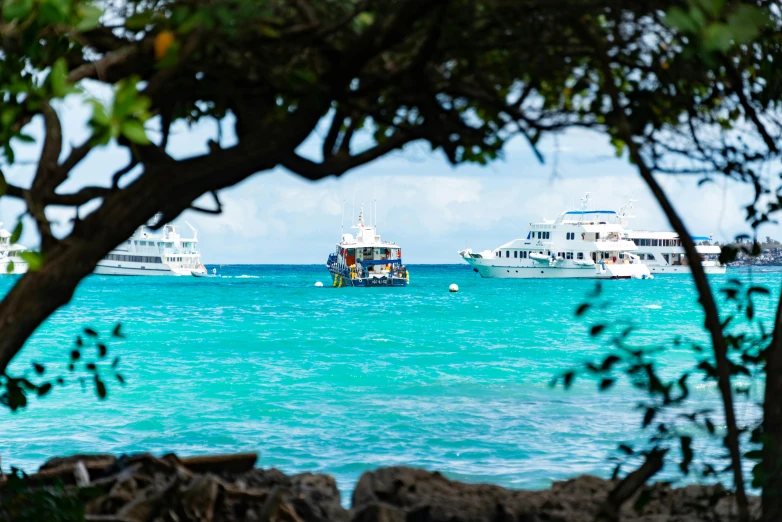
[514,251,518,258]
[577,252,584,260]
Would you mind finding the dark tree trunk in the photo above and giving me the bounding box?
[762,290,782,520]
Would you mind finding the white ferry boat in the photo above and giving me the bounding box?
[617,200,727,275]
[95,214,207,276]
[0,224,28,275]
[326,205,408,287]
[458,195,651,279]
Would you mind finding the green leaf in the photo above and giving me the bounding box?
[75,4,103,32]
[0,172,7,197]
[39,0,71,24]
[10,220,23,244]
[3,0,34,22]
[5,260,14,273]
[120,120,150,144]
[94,376,107,399]
[15,133,35,143]
[48,58,69,98]
[703,23,733,52]
[664,7,699,34]
[257,25,280,38]
[125,11,154,30]
[37,382,53,396]
[89,100,110,126]
[19,251,43,271]
[356,11,375,26]
[695,0,725,18]
[727,5,767,44]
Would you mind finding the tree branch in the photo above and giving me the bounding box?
[597,448,667,522]
[0,97,328,378]
[68,46,139,84]
[584,21,749,521]
[282,132,418,179]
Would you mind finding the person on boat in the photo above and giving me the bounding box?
[212,268,217,276]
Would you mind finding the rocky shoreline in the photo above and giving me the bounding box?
[0,452,756,521]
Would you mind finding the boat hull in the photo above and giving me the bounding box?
[95,261,205,276]
[649,264,726,275]
[462,256,651,279]
[326,265,408,287]
[0,259,28,275]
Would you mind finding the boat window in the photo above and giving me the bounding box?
[652,239,659,246]
[514,251,517,258]
[546,232,550,239]
[577,252,584,260]
[566,252,573,259]
[505,251,509,258]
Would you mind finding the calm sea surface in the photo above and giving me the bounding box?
[1,265,780,496]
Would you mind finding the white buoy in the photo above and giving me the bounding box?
[315,281,324,287]
[449,284,459,293]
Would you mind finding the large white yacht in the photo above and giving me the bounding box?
[459,194,651,279]
[0,223,28,275]
[617,201,727,274]
[95,214,207,276]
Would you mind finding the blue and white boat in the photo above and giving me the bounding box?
[326,205,408,287]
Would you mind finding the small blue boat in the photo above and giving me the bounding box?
[326,205,408,287]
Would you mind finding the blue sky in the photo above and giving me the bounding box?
[0,93,779,264]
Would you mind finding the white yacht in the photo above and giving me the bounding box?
[459,194,651,279]
[0,224,28,275]
[95,214,207,276]
[617,200,727,274]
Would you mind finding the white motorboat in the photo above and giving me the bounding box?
[95,214,207,276]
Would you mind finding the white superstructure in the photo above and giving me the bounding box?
[617,200,726,275]
[458,194,651,279]
[95,214,207,276]
[0,224,28,275]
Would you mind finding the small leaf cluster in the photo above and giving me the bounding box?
[89,78,152,146]
[0,324,126,411]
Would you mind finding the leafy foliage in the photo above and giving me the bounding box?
[555,277,772,489]
[0,324,125,411]
[0,468,87,522]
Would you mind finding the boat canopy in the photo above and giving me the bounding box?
[564,210,616,216]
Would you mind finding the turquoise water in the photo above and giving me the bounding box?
[0,265,780,496]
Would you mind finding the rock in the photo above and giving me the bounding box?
[4,454,760,522]
[351,467,758,522]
